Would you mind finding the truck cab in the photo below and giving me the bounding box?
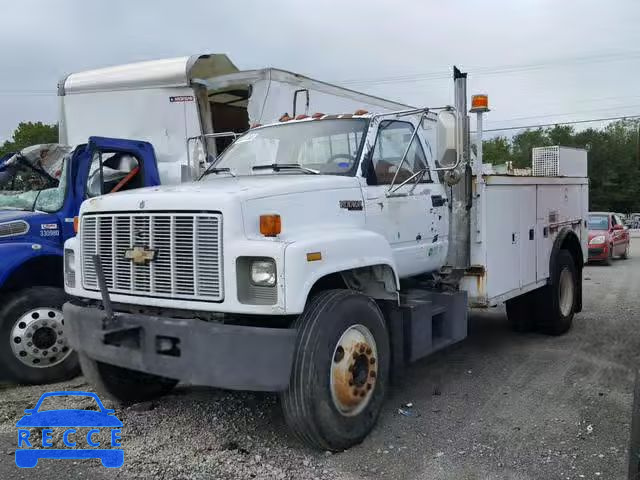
[0,137,160,384]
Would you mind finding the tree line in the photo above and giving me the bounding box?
[482,120,640,213]
[0,122,58,158]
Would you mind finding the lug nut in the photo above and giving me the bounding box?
[348,379,354,386]
[370,357,376,365]
[359,345,365,353]
[366,384,372,391]
[366,347,372,355]
[370,371,376,378]
[352,352,359,360]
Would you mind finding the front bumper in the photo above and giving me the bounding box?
[588,245,607,261]
[63,303,297,392]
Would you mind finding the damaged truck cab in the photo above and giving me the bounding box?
[0,138,160,383]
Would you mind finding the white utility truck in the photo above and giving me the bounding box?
[63,67,588,450]
[59,53,412,183]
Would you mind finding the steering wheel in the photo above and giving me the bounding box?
[326,154,355,167]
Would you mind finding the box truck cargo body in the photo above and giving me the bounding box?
[58,54,411,183]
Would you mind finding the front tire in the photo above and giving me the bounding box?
[0,287,79,384]
[622,243,630,259]
[538,250,577,336]
[281,290,390,451]
[78,353,177,404]
[604,245,613,265]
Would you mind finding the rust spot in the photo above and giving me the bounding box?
[359,345,365,353]
[370,371,376,378]
[366,384,372,390]
[366,347,372,355]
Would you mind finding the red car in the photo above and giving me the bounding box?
[588,212,630,264]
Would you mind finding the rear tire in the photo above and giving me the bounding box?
[0,287,79,384]
[281,290,390,451]
[538,250,577,336]
[78,353,177,404]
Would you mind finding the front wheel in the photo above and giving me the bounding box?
[281,290,390,451]
[538,250,578,336]
[0,287,79,384]
[78,354,177,404]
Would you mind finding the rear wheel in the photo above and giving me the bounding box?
[79,353,177,404]
[281,290,390,451]
[538,250,577,336]
[0,287,78,384]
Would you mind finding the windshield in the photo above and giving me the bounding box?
[205,119,368,177]
[588,215,609,230]
[0,154,69,213]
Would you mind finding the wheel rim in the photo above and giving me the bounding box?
[558,268,574,317]
[10,308,71,368]
[330,324,378,417]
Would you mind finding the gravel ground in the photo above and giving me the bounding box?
[1,241,638,479]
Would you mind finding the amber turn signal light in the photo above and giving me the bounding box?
[260,214,281,237]
[73,216,79,234]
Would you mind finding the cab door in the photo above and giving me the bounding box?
[362,119,446,277]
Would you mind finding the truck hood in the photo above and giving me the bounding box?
[80,174,366,240]
[0,210,41,223]
[81,174,361,213]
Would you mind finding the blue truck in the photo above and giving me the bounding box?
[0,137,160,383]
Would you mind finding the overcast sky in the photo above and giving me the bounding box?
[1,0,639,142]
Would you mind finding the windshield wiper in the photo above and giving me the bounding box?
[199,167,236,179]
[252,163,319,174]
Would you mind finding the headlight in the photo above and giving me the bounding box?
[589,235,606,245]
[64,248,76,288]
[250,259,276,286]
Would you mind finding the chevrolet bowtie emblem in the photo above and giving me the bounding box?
[124,246,157,265]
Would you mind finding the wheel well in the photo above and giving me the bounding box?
[308,265,398,301]
[2,255,63,293]
[560,231,584,272]
[552,229,583,313]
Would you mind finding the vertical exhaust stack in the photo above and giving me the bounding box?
[445,66,471,271]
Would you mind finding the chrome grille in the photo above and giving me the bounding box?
[81,213,223,301]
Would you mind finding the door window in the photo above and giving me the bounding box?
[86,152,141,198]
[368,120,432,185]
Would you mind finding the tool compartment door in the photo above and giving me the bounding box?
[485,185,521,298]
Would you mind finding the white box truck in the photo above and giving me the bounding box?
[62,67,588,451]
[58,54,413,183]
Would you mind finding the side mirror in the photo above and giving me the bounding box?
[436,111,457,168]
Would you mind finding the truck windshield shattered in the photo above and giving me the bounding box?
[0,145,71,213]
[204,118,367,177]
